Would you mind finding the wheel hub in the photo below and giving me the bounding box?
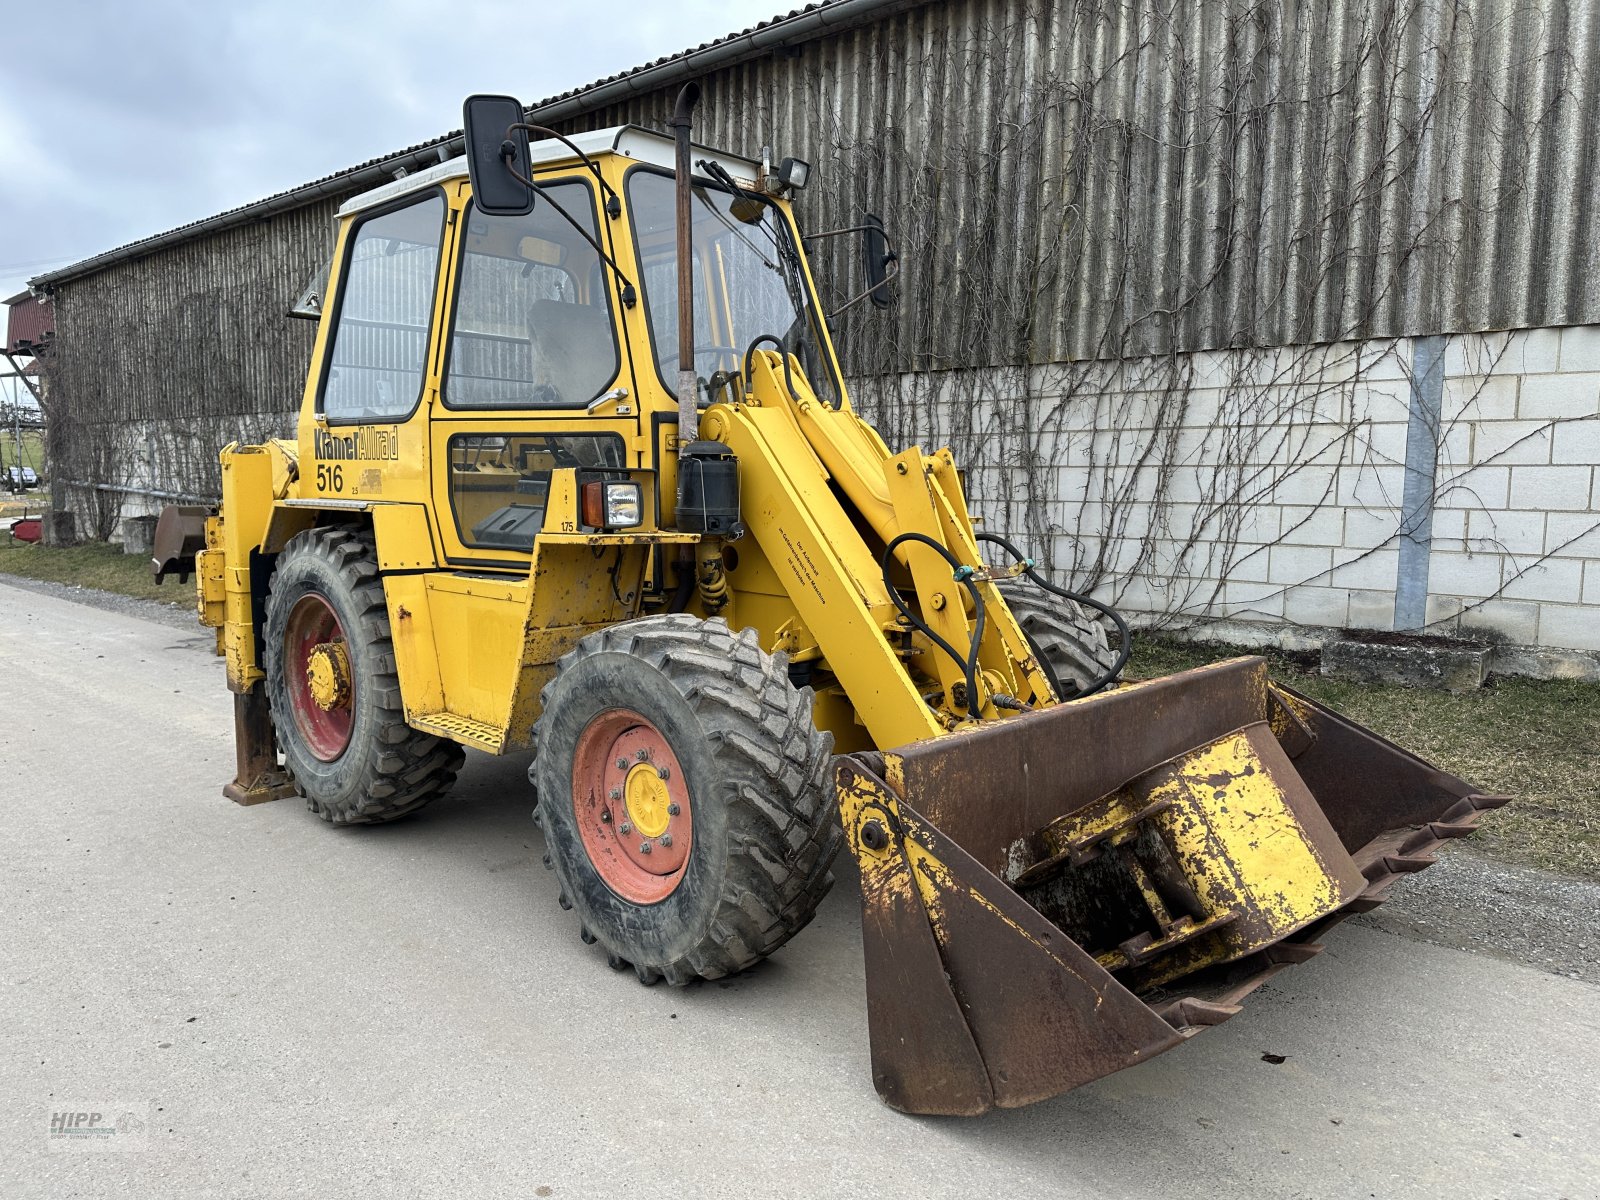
[283,593,355,762]
[624,761,673,838]
[305,641,352,711]
[572,711,691,903]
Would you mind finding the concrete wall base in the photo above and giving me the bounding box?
[1155,616,1600,684]
[1321,635,1490,693]
[120,515,158,557]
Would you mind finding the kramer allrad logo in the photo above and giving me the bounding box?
[48,1105,150,1153]
[313,425,401,462]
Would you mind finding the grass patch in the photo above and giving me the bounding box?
[0,429,44,472]
[0,538,184,606]
[1129,635,1600,881]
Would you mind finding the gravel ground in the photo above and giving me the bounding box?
[1358,849,1600,983]
[0,570,193,630]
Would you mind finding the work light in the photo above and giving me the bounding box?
[777,157,810,191]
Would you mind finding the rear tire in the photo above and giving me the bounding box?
[1004,588,1118,699]
[533,615,840,984]
[263,526,464,824]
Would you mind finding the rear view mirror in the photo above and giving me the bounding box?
[462,94,534,216]
[863,213,897,309]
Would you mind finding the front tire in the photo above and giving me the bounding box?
[263,526,464,824]
[533,615,840,984]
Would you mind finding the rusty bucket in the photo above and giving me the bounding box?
[836,656,1505,1115]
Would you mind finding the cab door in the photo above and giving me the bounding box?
[430,176,640,569]
[300,188,451,513]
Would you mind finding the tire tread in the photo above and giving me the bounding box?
[263,526,464,825]
[1004,588,1118,698]
[534,615,841,983]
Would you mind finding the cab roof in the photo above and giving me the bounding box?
[338,125,764,218]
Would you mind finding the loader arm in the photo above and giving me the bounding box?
[698,349,1056,745]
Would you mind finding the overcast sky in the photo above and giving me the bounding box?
[0,0,792,307]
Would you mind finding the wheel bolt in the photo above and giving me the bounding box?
[657,767,671,781]
[660,834,673,847]
[639,841,652,854]
[667,803,681,816]
[636,748,650,761]
[619,821,632,835]
[609,787,621,801]
[616,758,629,771]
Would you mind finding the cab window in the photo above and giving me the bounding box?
[625,167,841,408]
[448,432,624,551]
[444,181,619,409]
[320,194,446,421]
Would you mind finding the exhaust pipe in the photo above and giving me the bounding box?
[668,79,700,575]
[664,82,742,558]
[667,82,702,447]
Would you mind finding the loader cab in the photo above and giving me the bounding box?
[298,125,846,575]
[298,131,634,568]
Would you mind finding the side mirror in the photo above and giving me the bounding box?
[462,94,534,216]
[287,253,333,320]
[863,213,897,309]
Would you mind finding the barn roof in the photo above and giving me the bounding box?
[30,0,913,291]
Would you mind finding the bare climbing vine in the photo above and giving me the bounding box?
[799,0,1590,634]
[36,0,1595,644]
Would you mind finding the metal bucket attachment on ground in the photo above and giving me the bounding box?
[836,657,1506,1115]
[151,504,210,584]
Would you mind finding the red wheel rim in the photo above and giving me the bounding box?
[283,593,354,762]
[572,710,692,904]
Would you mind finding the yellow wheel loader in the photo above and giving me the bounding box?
[156,87,1505,1115]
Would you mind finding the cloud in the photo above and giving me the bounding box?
[0,0,792,301]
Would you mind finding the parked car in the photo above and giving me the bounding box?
[3,465,39,491]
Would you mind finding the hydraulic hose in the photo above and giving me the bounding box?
[741,334,799,402]
[975,531,1132,699]
[880,532,986,721]
[667,548,696,613]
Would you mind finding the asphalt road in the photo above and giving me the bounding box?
[3,578,1597,1200]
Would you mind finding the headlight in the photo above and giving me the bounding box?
[582,480,643,530]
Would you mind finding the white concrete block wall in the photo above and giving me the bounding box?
[84,331,1597,671]
[852,324,1600,668]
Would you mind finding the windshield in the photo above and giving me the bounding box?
[625,168,840,408]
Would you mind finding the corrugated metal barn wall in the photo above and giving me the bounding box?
[561,0,1599,372]
[46,197,348,531]
[42,0,1600,526]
